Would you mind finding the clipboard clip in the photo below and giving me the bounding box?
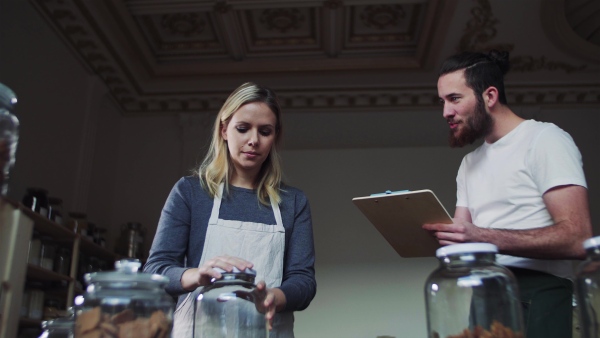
[370,189,410,197]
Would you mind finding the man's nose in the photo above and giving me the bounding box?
[442,103,454,119]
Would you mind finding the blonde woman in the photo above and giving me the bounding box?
[144,82,316,337]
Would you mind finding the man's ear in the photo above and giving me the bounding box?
[483,86,499,108]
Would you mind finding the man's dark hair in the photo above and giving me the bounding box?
[439,50,510,105]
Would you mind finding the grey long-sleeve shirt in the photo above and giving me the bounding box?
[143,176,316,312]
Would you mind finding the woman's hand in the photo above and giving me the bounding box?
[254,281,286,330]
[180,255,254,291]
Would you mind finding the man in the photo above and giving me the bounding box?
[423,50,593,338]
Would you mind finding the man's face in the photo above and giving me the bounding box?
[437,70,493,148]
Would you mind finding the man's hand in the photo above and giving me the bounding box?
[423,218,485,246]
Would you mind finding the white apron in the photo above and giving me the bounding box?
[173,184,294,337]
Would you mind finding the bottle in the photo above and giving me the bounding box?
[193,267,267,338]
[424,243,524,338]
[73,259,174,337]
[576,236,600,338]
[0,81,19,196]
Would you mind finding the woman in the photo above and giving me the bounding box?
[143,82,317,337]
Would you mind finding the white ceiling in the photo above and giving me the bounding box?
[28,0,600,116]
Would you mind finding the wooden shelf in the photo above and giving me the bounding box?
[18,204,75,241]
[17,202,120,331]
[79,236,119,263]
[26,264,72,283]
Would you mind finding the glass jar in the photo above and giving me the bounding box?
[40,236,57,271]
[28,287,45,320]
[22,187,50,217]
[73,259,174,338]
[576,236,600,338]
[28,231,42,266]
[66,213,88,236]
[424,243,524,338]
[54,247,72,276]
[40,311,75,338]
[48,197,64,226]
[193,267,267,338]
[0,81,19,196]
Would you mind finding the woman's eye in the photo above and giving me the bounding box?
[236,127,248,133]
[259,129,273,136]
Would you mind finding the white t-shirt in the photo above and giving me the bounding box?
[456,120,587,278]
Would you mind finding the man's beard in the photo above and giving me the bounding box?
[448,98,493,148]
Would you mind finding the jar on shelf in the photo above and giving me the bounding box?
[21,288,30,318]
[27,231,42,266]
[22,187,49,217]
[73,259,174,338]
[40,236,57,271]
[48,197,64,225]
[66,212,88,236]
[576,236,600,338]
[424,243,524,338]
[53,247,71,276]
[28,287,45,320]
[193,267,267,338]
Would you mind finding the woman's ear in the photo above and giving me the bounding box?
[221,122,228,141]
[483,86,499,108]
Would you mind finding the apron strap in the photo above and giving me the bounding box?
[208,183,225,225]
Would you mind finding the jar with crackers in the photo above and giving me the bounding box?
[424,243,524,338]
[576,236,600,338]
[73,259,174,338]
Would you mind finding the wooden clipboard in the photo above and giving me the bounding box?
[352,189,453,258]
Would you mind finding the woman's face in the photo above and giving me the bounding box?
[221,102,278,183]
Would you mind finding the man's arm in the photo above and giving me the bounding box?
[423,185,592,260]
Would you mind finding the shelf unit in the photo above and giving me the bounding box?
[18,204,119,330]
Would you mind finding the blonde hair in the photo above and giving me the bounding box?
[197,82,284,205]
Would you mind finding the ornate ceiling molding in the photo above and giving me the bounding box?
[28,0,456,114]
[540,0,600,65]
[28,0,599,115]
[458,0,594,73]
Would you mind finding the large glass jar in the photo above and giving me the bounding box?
[73,259,174,338]
[193,267,267,338]
[424,243,524,338]
[0,81,19,196]
[576,236,600,338]
[40,312,74,338]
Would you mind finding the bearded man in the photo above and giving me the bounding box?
[423,50,592,338]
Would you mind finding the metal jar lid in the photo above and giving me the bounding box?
[436,243,498,258]
[84,259,169,287]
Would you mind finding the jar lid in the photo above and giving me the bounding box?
[84,259,169,286]
[436,243,498,257]
[213,267,256,275]
[42,315,74,330]
[583,236,600,249]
